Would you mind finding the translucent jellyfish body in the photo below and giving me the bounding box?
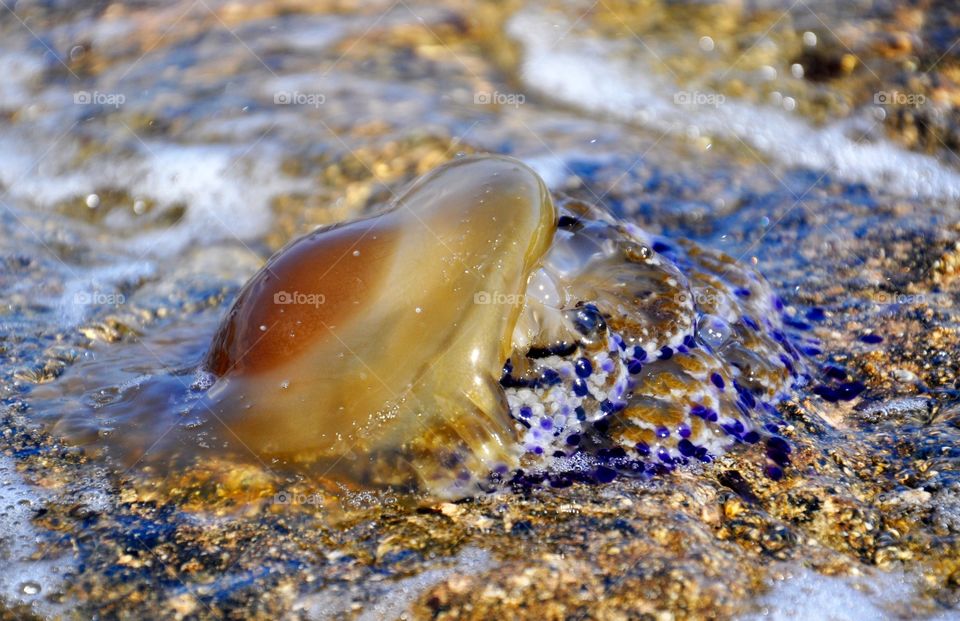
[49,155,806,497]
[202,155,555,493]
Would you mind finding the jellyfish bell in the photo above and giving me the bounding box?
[200,155,557,492]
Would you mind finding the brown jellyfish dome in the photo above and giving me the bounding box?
[201,155,557,492]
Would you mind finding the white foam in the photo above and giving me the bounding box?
[0,132,309,256]
[509,10,960,202]
[56,260,156,327]
[742,566,955,621]
[0,455,75,617]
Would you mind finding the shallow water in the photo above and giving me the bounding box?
[2,0,960,618]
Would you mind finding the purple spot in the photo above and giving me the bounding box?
[573,379,589,397]
[710,373,725,390]
[627,358,643,374]
[633,347,648,361]
[566,434,581,446]
[806,307,826,321]
[836,381,865,401]
[540,418,553,430]
[575,357,593,378]
[767,447,790,467]
[735,287,752,298]
[656,426,670,439]
[764,465,784,481]
[594,466,617,483]
[659,346,673,360]
[859,333,883,344]
[784,318,812,331]
[766,437,791,467]
[813,384,839,402]
[822,365,846,380]
[779,354,796,376]
[766,436,792,455]
[635,441,650,456]
[721,422,743,439]
[677,439,696,457]
[678,425,691,438]
[541,368,561,385]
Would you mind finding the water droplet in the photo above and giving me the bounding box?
[697,314,734,350]
[699,36,715,52]
[20,581,41,596]
[803,31,817,47]
[85,194,100,209]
